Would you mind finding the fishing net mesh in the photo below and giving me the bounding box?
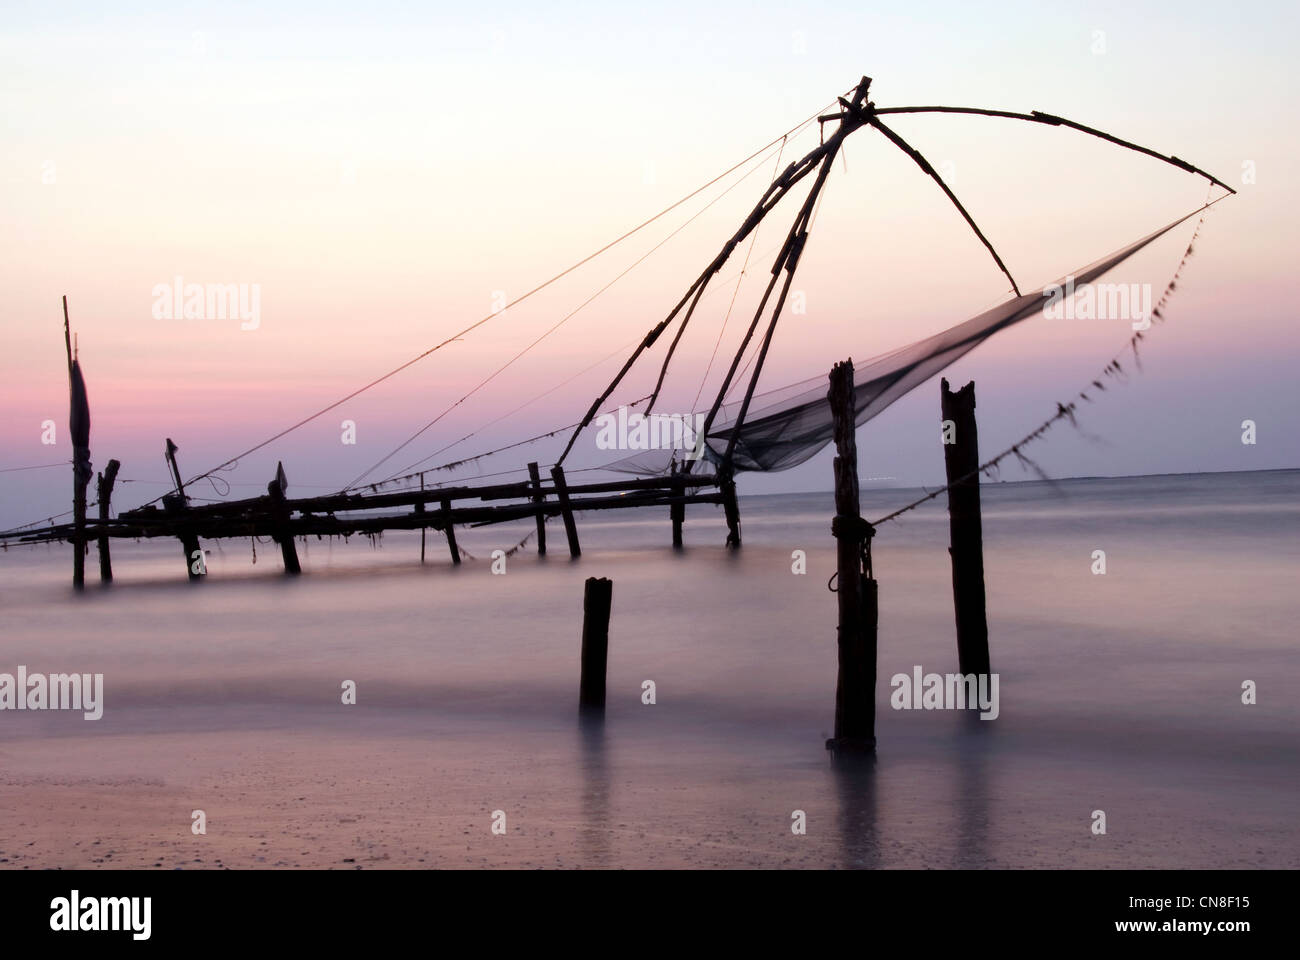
[601,205,1206,476]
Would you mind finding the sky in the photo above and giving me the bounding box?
[1,0,1297,527]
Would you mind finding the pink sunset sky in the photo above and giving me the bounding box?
[2,1,1296,527]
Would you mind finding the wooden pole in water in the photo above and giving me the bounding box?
[71,490,87,588]
[441,497,460,564]
[670,464,685,549]
[65,296,93,590]
[940,378,990,679]
[418,473,426,564]
[96,459,120,582]
[528,461,547,556]
[550,464,581,558]
[579,576,612,713]
[164,438,204,581]
[267,461,301,575]
[826,359,877,755]
[720,467,741,548]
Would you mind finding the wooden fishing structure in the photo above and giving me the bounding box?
[7,458,725,577]
[0,73,1239,764]
[3,75,1233,592]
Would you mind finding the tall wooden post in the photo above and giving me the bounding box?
[669,465,685,549]
[826,359,877,755]
[66,297,92,590]
[418,473,426,564]
[164,439,203,581]
[720,467,741,549]
[267,461,301,575]
[441,498,460,565]
[550,464,581,558]
[70,446,89,589]
[579,577,612,713]
[528,461,547,556]
[940,378,990,679]
[96,459,120,583]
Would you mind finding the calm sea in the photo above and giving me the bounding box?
[1,469,1296,868]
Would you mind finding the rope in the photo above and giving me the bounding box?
[361,393,654,494]
[345,133,799,491]
[870,206,1212,528]
[451,524,537,563]
[377,337,644,483]
[0,461,69,474]
[370,236,792,488]
[691,137,789,412]
[110,97,844,516]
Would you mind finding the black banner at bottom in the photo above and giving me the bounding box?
[0,869,1282,947]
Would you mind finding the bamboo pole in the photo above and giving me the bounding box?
[554,82,869,468]
[695,77,874,473]
[872,105,1235,195]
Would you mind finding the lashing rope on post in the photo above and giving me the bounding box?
[827,513,875,592]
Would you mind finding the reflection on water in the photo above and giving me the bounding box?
[953,727,991,869]
[578,716,610,866]
[832,754,879,869]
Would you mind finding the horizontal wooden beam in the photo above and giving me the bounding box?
[16,490,726,544]
[116,472,720,523]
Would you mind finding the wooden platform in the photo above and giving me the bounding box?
[6,465,731,578]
